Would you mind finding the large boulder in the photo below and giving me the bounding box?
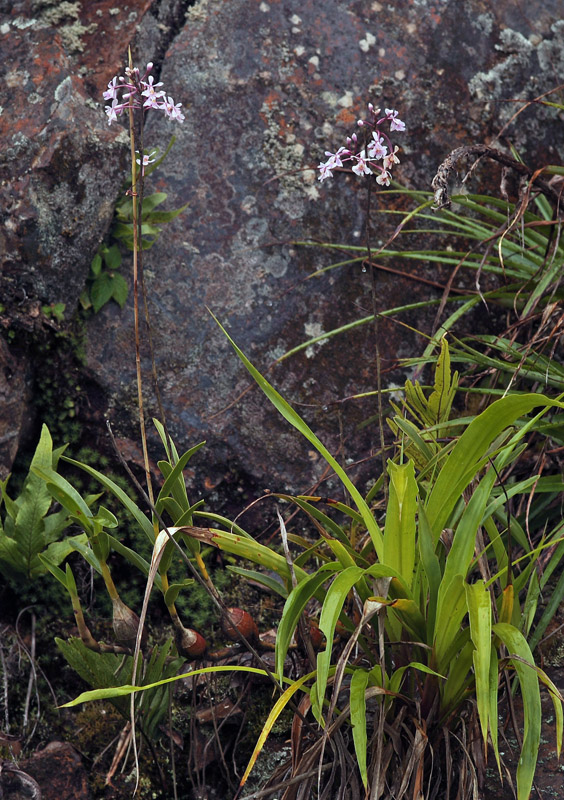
[2,0,563,492]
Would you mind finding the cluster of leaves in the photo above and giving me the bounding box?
[30,420,256,750]
[291,163,563,405]
[58,330,564,800]
[0,426,86,583]
[81,139,188,314]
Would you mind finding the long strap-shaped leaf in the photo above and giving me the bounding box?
[425,394,561,543]
[493,623,542,800]
[210,312,384,559]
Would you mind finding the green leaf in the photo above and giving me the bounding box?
[56,637,131,717]
[433,573,468,671]
[157,441,205,513]
[227,566,288,598]
[489,648,501,775]
[103,244,122,270]
[146,203,189,224]
[61,664,273,707]
[90,253,103,277]
[210,312,384,559]
[13,424,56,576]
[465,580,491,749]
[62,457,155,543]
[163,579,195,607]
[32,465,93,533]
[141,192,167,214]
[91,506,118,529]
[383,460,417,589]
[43,534,89,571]
[200,527,308,586]
[110,273,128,308]
[417,502,441,641]
[90,274,114,313]
[38,554,69,589]
[315,567,366,719]
[493,623,542,800]
[350,670,370,788]
[425,394,560,543]
[276,563,342,679]
[106,534,163,593]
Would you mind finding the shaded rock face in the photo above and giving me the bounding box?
[20,741,90,800]
[2,0,563,491]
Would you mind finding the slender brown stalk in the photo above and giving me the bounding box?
[126,49,154,511]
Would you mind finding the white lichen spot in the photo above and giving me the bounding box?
[469,27,533,104]
[378,47,386,57]
[473,12,493,35]
[406,22,416,35]
[12,17,36,29]
[28,93,43,104]
[290,14,301,25]
[394,69,405,80]
[304,184,320,201]
[0,106,3,116]
[5,70,29,89]
[372,1,383,10]
[302,168,316,186]
[241,195,257,215]
[54,76,72,102]
[294,45,305,56]
[109,7,120,14]
[321,91,339,108]
[0,22,10,34]
[338,91,354,108]
[264,255,288,278]
[304,322,329,358]
[386,382,404,403]
[308,55,319,68]
[359,31,376,52]
[259,1,270,10]
[321,121,334,137]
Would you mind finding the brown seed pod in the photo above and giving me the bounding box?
[112,597,147,650]
[222,607,259,642]
[175,623,207,658]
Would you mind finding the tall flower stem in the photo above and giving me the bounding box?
[126,48,154,512]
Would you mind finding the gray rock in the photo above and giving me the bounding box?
[1,0,562,491]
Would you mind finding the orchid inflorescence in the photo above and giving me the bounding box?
[318,104,405,185]
[103,62,184,125]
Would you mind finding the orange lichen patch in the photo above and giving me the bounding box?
[263,90,282,110]
[336,108,358,126]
